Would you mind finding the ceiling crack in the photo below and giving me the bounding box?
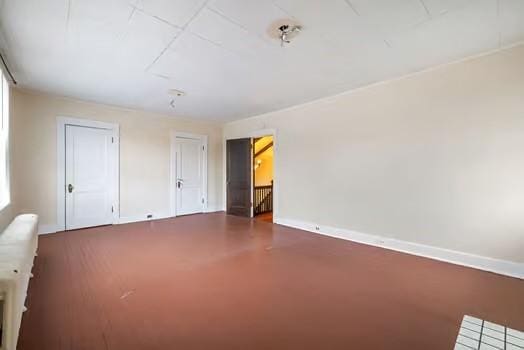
[343,0,360,16]
[127,6,137,22]
[271,2,296,20]
[130,5,183,30]
[151,14,182,29]
[190,31,224,48]
[145,32,181,72]
[66,0,72,32]
[182,0,211,30]
[418,0,432,19]
[152,73,171,80]
[145,0,211,73]
[497,0,502,48]
[205,6,250,33]
[205,5,273,46]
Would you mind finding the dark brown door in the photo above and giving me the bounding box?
[227,138,251,217]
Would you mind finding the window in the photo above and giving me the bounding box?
[0,68,10,210]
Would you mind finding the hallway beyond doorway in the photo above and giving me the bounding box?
[254,212,273,223]
[253,135,273,220]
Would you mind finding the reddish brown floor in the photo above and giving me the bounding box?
[254,211,273,223]
[19,213,524,350]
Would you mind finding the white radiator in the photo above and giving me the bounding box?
[0,214,38,350]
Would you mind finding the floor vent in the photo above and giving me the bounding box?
[455,315,524,350]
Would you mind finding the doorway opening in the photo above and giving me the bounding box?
[226,132,275,222]
[253,136,273,222]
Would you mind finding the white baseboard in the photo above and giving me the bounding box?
[205,206,223,213]
[39,210,223,234]
[117,212,172,225]
[275,217,524,280]
[118,209,224,224]
[38,224,58,235]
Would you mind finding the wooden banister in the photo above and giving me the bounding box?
[254,182,273,215]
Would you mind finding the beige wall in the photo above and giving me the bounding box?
[224,44,524,263]
[11,89,223,227]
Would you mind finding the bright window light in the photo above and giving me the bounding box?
[0,68,10,210]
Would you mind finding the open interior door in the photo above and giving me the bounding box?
[226,138,251,217]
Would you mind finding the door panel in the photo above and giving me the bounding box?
[175,137,203,216]
[227,138,251,217]
[65,125,113,230]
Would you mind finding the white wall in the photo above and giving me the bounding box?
[224,44,524,264]
[11,89,223,229]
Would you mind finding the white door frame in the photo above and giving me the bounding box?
[170,131,208,217]
[223,128,278,221]
[56,117,120,231]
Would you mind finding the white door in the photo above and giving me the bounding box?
[175,136,204,216]
[65,125,114,230]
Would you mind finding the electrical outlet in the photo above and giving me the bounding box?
[315,226,320,231]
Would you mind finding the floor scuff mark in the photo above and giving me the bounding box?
[120,289,135,300]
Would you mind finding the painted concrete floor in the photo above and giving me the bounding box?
[18,213,524,350]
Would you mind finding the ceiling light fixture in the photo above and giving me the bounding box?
[168,89,185,97]
[278,24,301,47]
[167,89,185,110]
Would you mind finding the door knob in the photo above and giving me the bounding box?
[68,184,74,193]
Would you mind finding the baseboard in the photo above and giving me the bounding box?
[117,212,172,225]
[275,218,524,280]
[204,206,222,213]
[38,224,58,235]
[39,211,223,233]
[118,209,224,224]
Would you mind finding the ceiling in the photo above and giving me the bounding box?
[0,0,523,121]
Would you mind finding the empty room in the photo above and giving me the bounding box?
[0,1,523,349]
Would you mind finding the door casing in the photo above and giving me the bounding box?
[170,131,208,217]
[56,117,120,231]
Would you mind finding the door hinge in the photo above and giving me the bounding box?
[111,206,114,213]
[202,145,205,151]
[111,137,114,143]
[201,198,204,204]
